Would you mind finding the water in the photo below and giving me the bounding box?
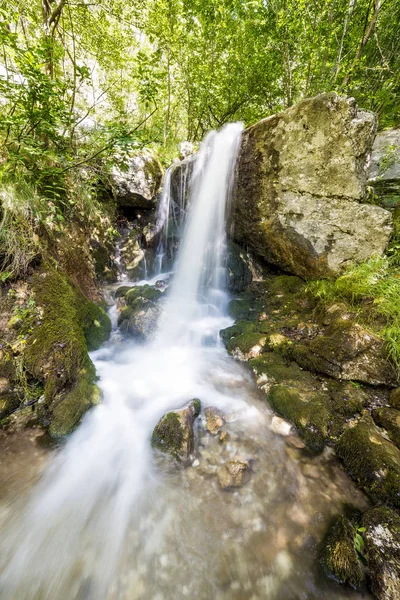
[0,124,372,600]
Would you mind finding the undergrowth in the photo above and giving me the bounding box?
[307,253,400,370]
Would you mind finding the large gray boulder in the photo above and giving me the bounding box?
[368,129,400,209]
[110,153,163,210]
[233,93,393,278]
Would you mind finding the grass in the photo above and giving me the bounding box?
[307,253,400,370]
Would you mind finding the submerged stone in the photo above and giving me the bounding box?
[151,399,201,462]
[204,406,224,435]
[217,458,250,489]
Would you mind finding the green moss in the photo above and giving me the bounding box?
[269,275,304,295]
[322,515,364,589]
[114,286,132,298]
[118,305,133,324]
[151,411,184,459]
[249,352,315,389]
[227,332,266,356]
[337,416,400,508]
[0,393,21,420]
[81,301,112,351]
[227,296,257,320]
[191,398,201,417]
[390,387,400,410]
[267,385,329,451]
[49,371,101,438]
[219,320,255,344]
[125,285,162,305]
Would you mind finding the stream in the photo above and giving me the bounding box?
[0,125,373,600]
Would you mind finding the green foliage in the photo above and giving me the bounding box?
[307,254,400,369]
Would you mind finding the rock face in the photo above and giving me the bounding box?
[151,399,201,462]
[226,243,253,293]
[110,153,163,210]
[233,93,392,278]
[368,129,400,209]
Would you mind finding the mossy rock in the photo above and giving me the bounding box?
[114,286,132,299]
[337,416,400,508]
[249,352,316,391]
[151,399,201,462]
[219,320,256,345]
[227,332,267,359]
[322,515,364,589]
[227,294,260,321]
[390,388,400,410]
[373,407,400,448]
[268,275,305,295]
[23,268,109,437]
[362,506,400,600]
[0,392,21,421]
[267,384,330,452]
[125,285,162,306]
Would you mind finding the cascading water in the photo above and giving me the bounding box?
[0,125,371,600]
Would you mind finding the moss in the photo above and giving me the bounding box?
[0,393,21,420]
[390,387,400,410]
[227,295,258,320]
[125,284,162,305]
[22,267,108,437]
[269,275,305,295]
[267,385,329,452]
[49,371,101,438]
[322,515,364,589]
[118,305,133,324]
[151,411,184,459]
[328,381,368,418]
[114,286,132,298]
[227,332,267,356]
[219,320,255,344]
[191,398,201,417]
[81,301,112,351]
[373,407,400,447]
[337,416,400,508]
[249,352,315,389]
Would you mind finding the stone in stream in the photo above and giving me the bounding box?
[203,406,224,435]
[218,458,251,489]
[117,284,163,340]
[151,399,201,462]
[362,506,400,600]
[322,514,364,589]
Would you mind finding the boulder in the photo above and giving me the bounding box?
[368,129,400,209]
[373,407,400,447]
[151,399,201,462]
[362,506,400,600]
[233,93,392,278]
[337,416,400,508]
[110,153,163,210]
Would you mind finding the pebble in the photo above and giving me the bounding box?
[270,416,292,436]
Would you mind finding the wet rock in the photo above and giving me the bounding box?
[110,153,163,210]
[204,406,224,435]
[226,243,252,293]
[368,129,400,209]
[151,399,201,462]
[233,93,392,278]
[218,458,250,489]
[267,385,329,452]
[226,332,267,361]
[118,285,163,340]
[373,407,400,447]
[390,388,400,410]
[270,416,292,436]
[322,515,364,589]
[362,505,400,600]
[337,416,400,508]
[287,317,397,386]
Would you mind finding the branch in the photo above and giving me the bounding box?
[49,0,67,28]
[58,107,158,173]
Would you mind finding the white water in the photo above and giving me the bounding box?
[0,123,371,600]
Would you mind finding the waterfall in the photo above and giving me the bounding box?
[158,123,243,344]
[0,123,246,600]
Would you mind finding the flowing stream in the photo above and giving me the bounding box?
[0,125,372,600]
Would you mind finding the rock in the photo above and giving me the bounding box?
[218,458,250,489]
[151,399,201,462]
[373,407,400,447]
[226,243,252,293]
[287,317,397,386]
[110,153,163,210]
[362,506,400,600]
[91,241,118,283]
[233,93,392,278]
[118,285,163,340]
[368,129,400,209]
[270,415,292,436]
[226,332,267,360]
[391,388,400,410]
[337,416,400,507]
[267,385,329,452]
[322,515,364,589]
[204,406,224,435]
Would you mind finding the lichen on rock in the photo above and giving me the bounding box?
[151,399,201,462]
